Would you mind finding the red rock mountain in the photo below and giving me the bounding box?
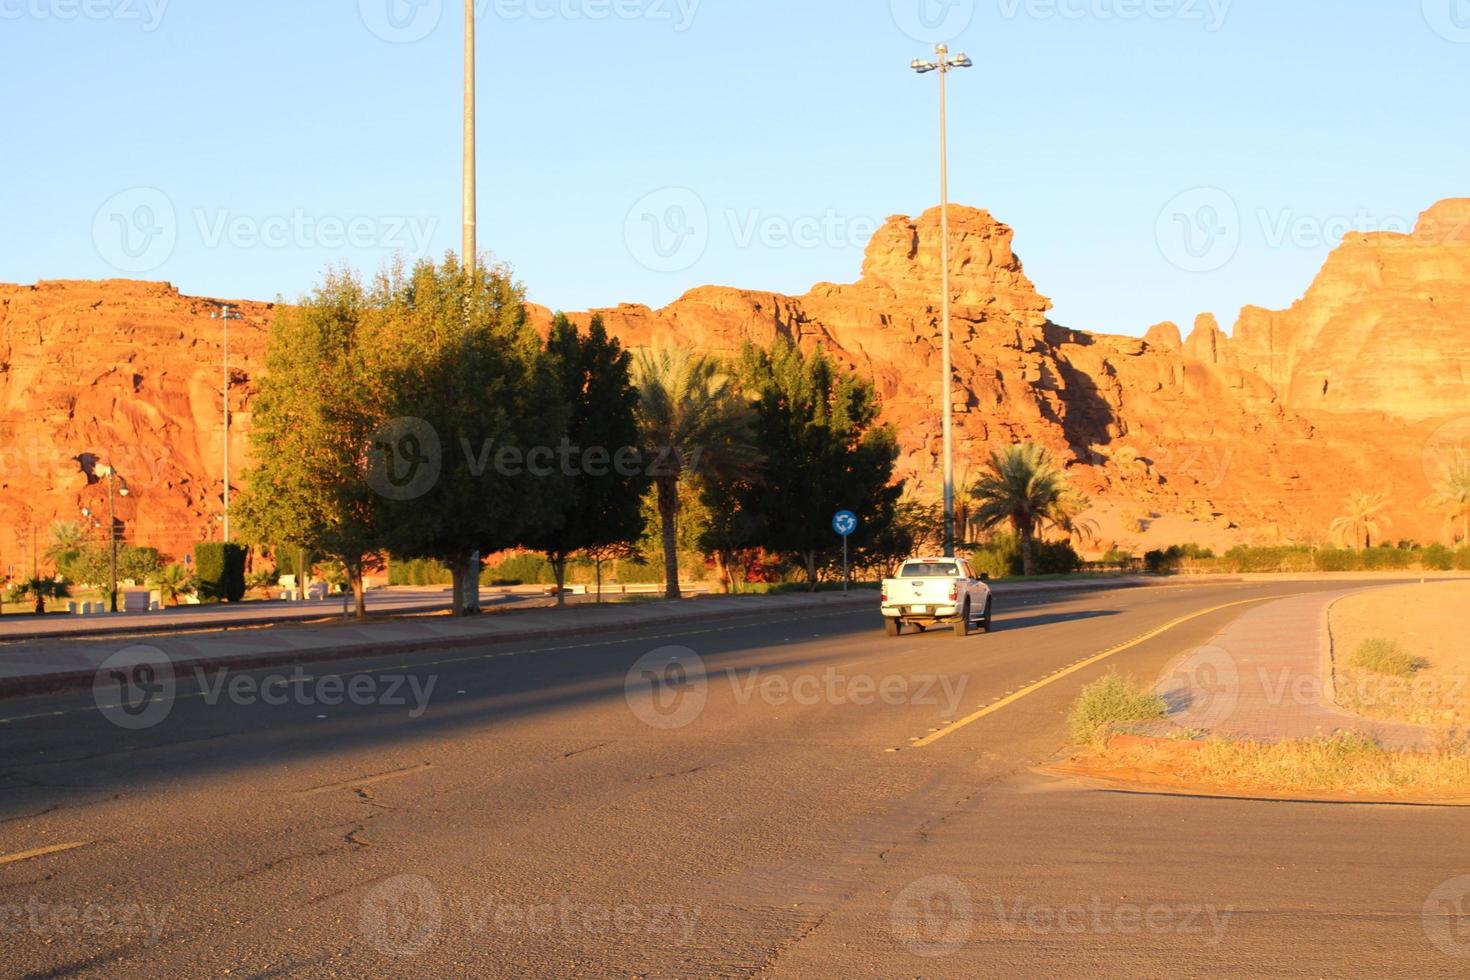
[3,200,1467,566]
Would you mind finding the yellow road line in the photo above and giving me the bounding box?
[0,841,92,867]
[910,593,1308,748]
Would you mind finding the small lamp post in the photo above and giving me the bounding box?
[93,464,130,612]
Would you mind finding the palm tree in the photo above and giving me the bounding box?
[970,443,1092,577]
[1329,491,1392,550]
[44,521,86,576]
[1427,452,1470,545]
[6,577,72,615]
[150,564,195,607]
[633,346,759,600]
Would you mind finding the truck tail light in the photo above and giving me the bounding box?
[880,591,888,603]
[948,586,958,602]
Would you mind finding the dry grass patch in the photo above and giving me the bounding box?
[1090,733,1470,800]
[1332,581,1470,727]
[1068,670,1168,744]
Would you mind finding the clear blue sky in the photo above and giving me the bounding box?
[2,1,1466,335]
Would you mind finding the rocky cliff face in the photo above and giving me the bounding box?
[3,200,1467,564]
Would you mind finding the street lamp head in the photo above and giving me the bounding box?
[119,485,130,498]
[95,464,114,478]
[948,53,974,68]
[81,507,92,518]
[911,59,937,74]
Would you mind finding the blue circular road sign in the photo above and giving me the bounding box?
[832,510,858,537]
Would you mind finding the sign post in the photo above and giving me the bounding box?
[832,510,858,593]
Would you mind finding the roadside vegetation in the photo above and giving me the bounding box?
[1068,671,1168,744]
[1349,638,1427,678]
[1144,542,1470,575]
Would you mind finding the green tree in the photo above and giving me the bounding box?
[633,347,759,600]
[1427,452,1470,545]
[737,340,901,590]
[6,577,71,615]
[521,314,648,606]
[235,267,385,618]
[44,522,86,577]
[150,564,195,606]
[1329,491,1391,550]
[970,443,1091,577]
[372,254,567,616]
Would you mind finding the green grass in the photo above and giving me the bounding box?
[1068,670,1169,744]
[1350,638,1428,677]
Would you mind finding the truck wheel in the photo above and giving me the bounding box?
[885,618,901,637]
[953,600,970,638]
[981,598,993,633]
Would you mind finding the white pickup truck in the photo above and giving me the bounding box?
[881,556,993,637]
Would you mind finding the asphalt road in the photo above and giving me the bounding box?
[2,580,1467,978]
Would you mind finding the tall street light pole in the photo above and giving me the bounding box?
[463,0,476,265]
[90,465,129,612]
[911,44,972,558]
[212,304,243,541]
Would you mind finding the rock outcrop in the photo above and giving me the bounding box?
[3,199,1468,564]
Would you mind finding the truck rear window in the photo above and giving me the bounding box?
[901,563,958,578]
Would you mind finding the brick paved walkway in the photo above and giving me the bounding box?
[1149,590,1435,750]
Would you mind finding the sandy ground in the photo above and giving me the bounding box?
[1332,581,1470,728]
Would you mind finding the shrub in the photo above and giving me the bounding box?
[1422,544,1455,571]
[1068,670,1168,744]
[1035,540,1083,575]
[1313,548,1359,572]
[483,553,556,586]
[1350,638,1426,678]
[194,542,247,603]
[1360,546,1414,571]
[969,533,1020,579]
[391,558,453,586]
[1455,547,1470,572]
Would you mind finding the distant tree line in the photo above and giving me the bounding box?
[234,254,916,618]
